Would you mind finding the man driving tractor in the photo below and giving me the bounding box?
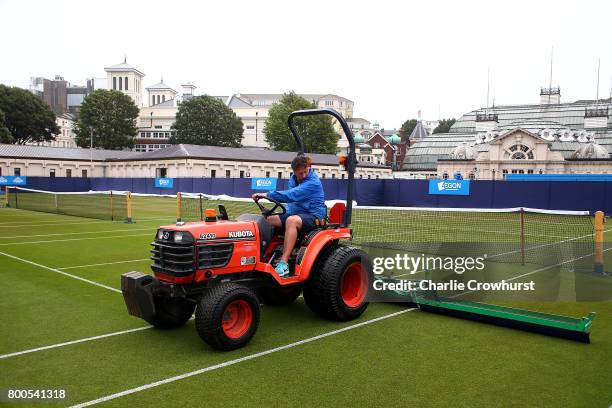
[252,155,325,277]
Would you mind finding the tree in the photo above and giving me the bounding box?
[433,118,456,134]
[399,118,417,141]
[0,110,13,143]
[0,84,59,144]
[264,92,338,154]
[74,89,139,150]
[170,96,243,147]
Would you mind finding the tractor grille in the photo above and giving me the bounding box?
[197,243,233,269]
[150,240,195,277]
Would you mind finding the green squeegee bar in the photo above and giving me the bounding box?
[414,295,596,333]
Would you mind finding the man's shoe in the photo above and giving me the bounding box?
[274,261,290,277]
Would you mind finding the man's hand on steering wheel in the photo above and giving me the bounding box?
[252,194,286,217]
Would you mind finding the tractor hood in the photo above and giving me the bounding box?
[157,220,257,243]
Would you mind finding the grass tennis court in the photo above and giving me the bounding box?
[1,197,612,407]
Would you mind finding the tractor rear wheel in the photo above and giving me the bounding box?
[195,282,260,351]
[146,296,195,329]
[257,284,302,306]
[303,246,373,321]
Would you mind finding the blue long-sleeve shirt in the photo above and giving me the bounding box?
[267,170,326,219]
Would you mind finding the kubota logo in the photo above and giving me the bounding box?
[228,230,254,238]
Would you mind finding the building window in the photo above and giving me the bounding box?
[265,171,270,178]
[82,169,88,178]
[332,173,336,179]
[246,125,255,130]
[156,168,167,178]
[527,169,534,174]
[325,100,334,106]
[66,169,72,178]
[124,77,128,90]
[14,167,21,176]
[226,170,231,178]
[50,169,56,177]
[154,125,162,129]
[506,144,534,160]
[151,96,155,105]
[322,173,326,178]
[278,172,282,179]
[118,77,122,91]
[157,95,160,105]
[468,172,475,180]
[239,170,244,178]
[113,77,116,90]
[442,172,449,180]
[211,169,216,178]
[341,174,345,179]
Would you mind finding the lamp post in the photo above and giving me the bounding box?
[90,127,93,172]
[255,111,258,143]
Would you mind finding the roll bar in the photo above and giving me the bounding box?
[287,108,357,227]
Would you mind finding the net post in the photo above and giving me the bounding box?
[594,211,604,274]
[520,207,525,266]
[4,186,9,208]
[177,192,182,222]
[199,194,203,221]
[126,192,133,223]
[110,191,114,221]
[54,192,58,212]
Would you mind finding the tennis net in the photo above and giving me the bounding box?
[6,186,132,222]
[351,205,596,270]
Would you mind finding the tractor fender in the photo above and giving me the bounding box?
[294,228,351,280]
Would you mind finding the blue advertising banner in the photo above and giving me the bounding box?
[251,177,278,190]
[428,179,470,195]
[0,176,27,186]
[154,178,174,189]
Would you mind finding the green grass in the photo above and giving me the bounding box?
[0,200,611,407]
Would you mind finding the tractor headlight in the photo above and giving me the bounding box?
[157,229,164,240]
[173,231,194,244]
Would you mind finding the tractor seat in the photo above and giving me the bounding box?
[237,214,274,253]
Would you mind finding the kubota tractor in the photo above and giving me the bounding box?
[121,108,373,351]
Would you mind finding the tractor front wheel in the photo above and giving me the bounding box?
[304,246,373,321]
[195,283,260,351]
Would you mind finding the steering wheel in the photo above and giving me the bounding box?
[253,195,286,218]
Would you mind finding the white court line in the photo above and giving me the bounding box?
[0,251,121,293]
[69,308,416,408]
[0,325,152,360]
[0,228,154,239]
[59,259,150,270]
[0,233,152,246]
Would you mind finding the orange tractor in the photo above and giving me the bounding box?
[121,109,373,350]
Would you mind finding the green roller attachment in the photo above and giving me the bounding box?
[376,277,595,343]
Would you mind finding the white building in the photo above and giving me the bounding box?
[104,59,145,107]
[0,143,392,180]
[25,113,77,149]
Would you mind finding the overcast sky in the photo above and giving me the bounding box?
[1,0,611,129]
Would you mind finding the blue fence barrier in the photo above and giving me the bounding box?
[17,177,612,214]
